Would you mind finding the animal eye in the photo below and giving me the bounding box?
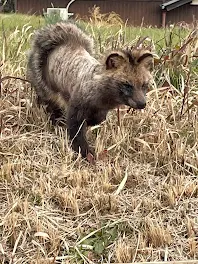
[119,82,133,97]
[142,83,149,90]
[124,83,134,93]
[125,82,134,89]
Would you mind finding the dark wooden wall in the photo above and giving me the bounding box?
[15,0,198,27]
[166,3,197,25]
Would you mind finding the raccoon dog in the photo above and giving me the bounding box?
[27,22,154,160]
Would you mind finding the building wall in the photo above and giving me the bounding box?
[166,3,198,25]
[15,0,198,27]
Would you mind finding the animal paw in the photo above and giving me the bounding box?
[86,152,96,164]
[98,149,108,160]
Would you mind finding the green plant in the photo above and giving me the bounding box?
[0,0,15,13]
[43,9,64,25]
[79,224,119,256]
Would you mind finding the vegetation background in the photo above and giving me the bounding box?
[0,0,15,12]
[0,8,198,264]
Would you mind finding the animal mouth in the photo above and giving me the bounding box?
[127,98,146,109]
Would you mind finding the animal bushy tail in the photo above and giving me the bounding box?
[27,22,94,100]
[31,22,93,55]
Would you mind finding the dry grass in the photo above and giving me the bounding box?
[0,13,198,264]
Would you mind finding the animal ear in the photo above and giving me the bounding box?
[137,53,154,71]
[106,53,126,70]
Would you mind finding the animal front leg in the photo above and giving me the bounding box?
[67,105,94,160]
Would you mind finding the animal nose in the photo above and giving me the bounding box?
[137,101,146,109]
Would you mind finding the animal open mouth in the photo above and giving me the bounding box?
[127,98,146,109]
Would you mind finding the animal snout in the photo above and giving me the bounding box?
[136,100,146,109]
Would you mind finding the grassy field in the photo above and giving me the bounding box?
[0,13,198,264]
